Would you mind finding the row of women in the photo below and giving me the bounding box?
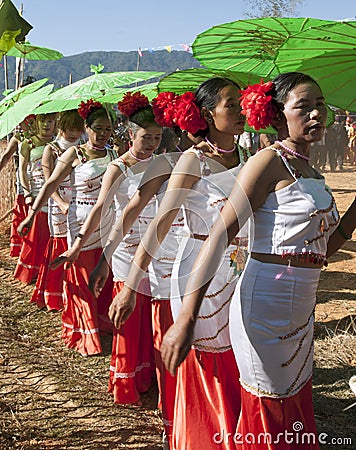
[3,72,355,450]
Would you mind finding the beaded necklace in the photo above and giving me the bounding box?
[205,136,236,154]
[275,140,310,161]
[129,147,153,162]
[87,142,106,151]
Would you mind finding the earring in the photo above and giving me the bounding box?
[207,118,213,123]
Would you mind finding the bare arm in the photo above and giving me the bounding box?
[108,151,201,328]
[17,147,77,236]
[326,196,356,258]
[41,144,69,214]
[18,140,31,200]
[160,150,283,374]
[0,136,19,172]
[50,162,124,268]
[89,154,174,297]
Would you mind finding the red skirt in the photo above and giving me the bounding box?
[30,236,67,311]
[10,194,28,257]
[235,379,319,450]
[14,211,50,284]
[108,281,155,404]
[172,348,241,450]
[152,300,177,447]
[62,248,114,356]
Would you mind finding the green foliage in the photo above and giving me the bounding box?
[0,50,202,91]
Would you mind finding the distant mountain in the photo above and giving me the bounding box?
[0,50,202,92]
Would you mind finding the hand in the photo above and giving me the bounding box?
[50,245,80,270]
[160,317,195,376]
[24,195,33,206]
[17,215,34,237]
[58,200,69,215]
[108,285,136,329]
[89,259,110,298]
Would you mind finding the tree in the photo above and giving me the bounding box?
[243,0,305,18]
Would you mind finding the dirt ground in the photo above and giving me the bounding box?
[0,165,355,450]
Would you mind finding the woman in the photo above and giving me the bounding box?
[108,78,249,450]
[0,115,36,257]
[160,73,356,449]
[89,94,201,442]
[14,113,57,283]
[53,91,163,404]
[18,100,116,355]
[29,110,85,310]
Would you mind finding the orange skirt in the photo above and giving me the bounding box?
[108,281,155,404]
[62,248,113,356]
[152,300,177,447]
[235,379,319,450]
[10,194,28,257]
[30,236,67,311]
[14,211,50,284]
[172,348,241,450]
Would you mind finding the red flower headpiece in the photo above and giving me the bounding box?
[117,91,150,117]
[152,91,179,127]
[240,80,277,130]
[174,91,207,134]
[78,99,103,120]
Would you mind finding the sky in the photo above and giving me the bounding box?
[11,0,356,57]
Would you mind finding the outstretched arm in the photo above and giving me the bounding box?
[326,196,356,258]
[50,161,124,269]
[160,150,280,375]
[41,144,69,215]
[89,155,174,298]
[17,147,76,236]
[108,151,201,329]
[0,135,19,172]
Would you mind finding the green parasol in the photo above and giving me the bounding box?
[192,17,335,78]
[275,21,356,111]
[32,65,164,114]
[6,41,64,60]
[0,78,48,114]
[34,82,160,114]
[0,84,53,139]
[157,68,262,94]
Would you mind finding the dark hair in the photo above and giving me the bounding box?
[193,77,241,137]
[58,109,84,132]
[195,77,241,110]
[129,106,161,136]
[85,106,116,128]
[36,112,58,122]
[269,72,321,109]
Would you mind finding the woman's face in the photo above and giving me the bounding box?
[62,128,83,143]
[210,85,246,136]
[131,125,162,158]
[282,82,327,144]
[86,117,113,147]
[37,115,57,137]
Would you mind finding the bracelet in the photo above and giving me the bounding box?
[77,233,84,239]
[337,224,352,240]
[31,206,37,213]
[24,192,32,198]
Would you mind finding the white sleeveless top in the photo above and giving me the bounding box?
[251,149,339,262]
[47,140,74,238]
[148,153,188,300]
[67,147,116,251]
[110,158,156,286]
[171,147,249,352]
[27,143,47,213]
